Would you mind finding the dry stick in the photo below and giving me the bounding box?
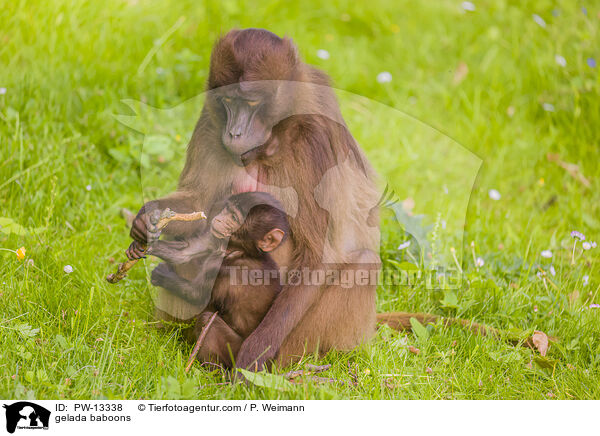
[283,364,332,380]
[283,364,346,386]
[547,153,591,188]
[283,364,331,380]
[305,363,332,372]
[120,208,137,228]
[106,208,206,283]
[185,311,219,373]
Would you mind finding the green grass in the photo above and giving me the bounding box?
[1,0,599,400]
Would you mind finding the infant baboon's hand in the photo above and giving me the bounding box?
[126,240,146,260]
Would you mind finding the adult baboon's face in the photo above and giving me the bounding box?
[216,84,273,163]
[206,29,300,166]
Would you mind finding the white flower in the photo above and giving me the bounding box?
[536,271,544,279]
[461,1,476,11]
[475,257,484,267]
[540,250,553,258]
[583,242,592,250]
[532,14,546,28]
[86,184,92,191]
[0,87,6,95]
[63,265,73,274]
[549,265,556,276]
[398,240,411,250]
[555,55,567,67]
[542,103,555,112]
[582,275,589,286]
[376,72,392,83]
[488,189,501,200]
[316,49,330,60]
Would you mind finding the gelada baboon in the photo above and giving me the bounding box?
[128,28,477,370]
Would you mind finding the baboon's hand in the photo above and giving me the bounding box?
[126,240,147,260]
[130,202,162,244]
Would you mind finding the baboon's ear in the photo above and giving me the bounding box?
[257,228,285,252]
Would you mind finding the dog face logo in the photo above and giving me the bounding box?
[2,402,50,434]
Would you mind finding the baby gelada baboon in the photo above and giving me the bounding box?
[146,192,290,367]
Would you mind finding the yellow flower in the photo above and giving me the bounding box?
[16,246,26,261]
[538,178,545,186]
[175,134,182,142]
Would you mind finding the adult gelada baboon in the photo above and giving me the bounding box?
[129,28,381,370]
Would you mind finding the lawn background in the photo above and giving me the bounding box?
[0,0,599,399]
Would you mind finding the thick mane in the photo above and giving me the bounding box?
[208,29,299,88]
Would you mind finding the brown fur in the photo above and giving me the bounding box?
[130,29,380,370]
[189,254,281,368]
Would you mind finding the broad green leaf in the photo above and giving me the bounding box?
[36,369,48,382]
[65,365,77,378]
[441,290,459,309]
[410,317,429,342]
[55,334,69,349]
[180,379,197,398]
[107,147,130,163]
[0,217,28,236]
[504,327,530,342]
[15,323,40,338]
[238,369,293,391]
[534,356,557,369]
[144,134,172,155]
[25,371,35,383]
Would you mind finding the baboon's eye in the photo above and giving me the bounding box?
[223,97,233,103]
[247,100,260,107]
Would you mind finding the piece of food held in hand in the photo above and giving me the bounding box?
[105,208,207,283]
